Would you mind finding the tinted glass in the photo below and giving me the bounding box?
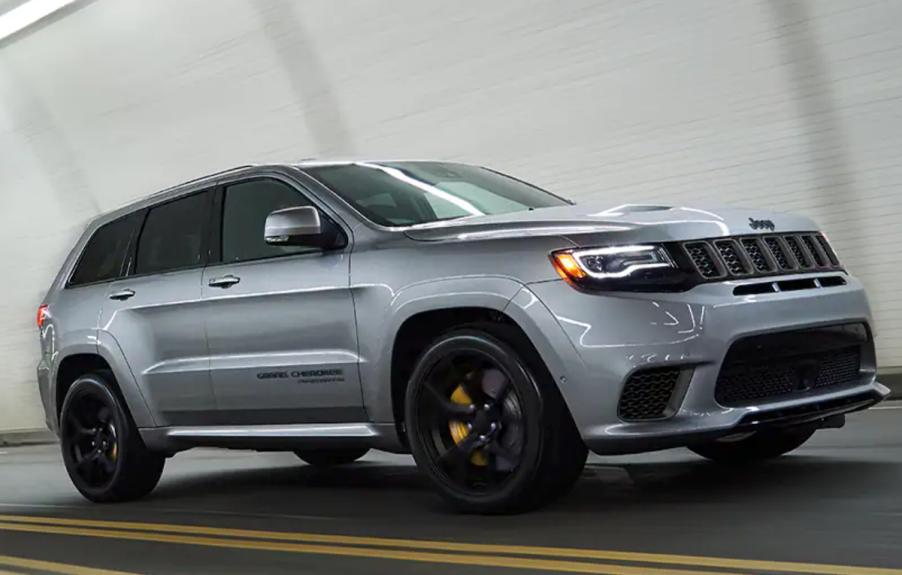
[304,162,569,226]
[69,212,143,286]
[221,179,315,264]
[135,191,211,275]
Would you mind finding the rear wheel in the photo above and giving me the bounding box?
[405,324,587,515]
[294,448,369,467]
[689,426,816,464]
[60,372,165,503]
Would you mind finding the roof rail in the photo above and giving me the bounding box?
[147,164,254,198]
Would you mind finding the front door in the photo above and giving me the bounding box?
[201,175,363,426]
[100,189,216,427]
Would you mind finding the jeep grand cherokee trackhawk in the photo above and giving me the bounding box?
[36,160,888,514]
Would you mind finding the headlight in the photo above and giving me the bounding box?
[551,244,688,292]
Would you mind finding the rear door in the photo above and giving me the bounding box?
[100,189,217,427]
[201,174,363,425]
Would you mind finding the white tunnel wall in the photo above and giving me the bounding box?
[1,0,901,432]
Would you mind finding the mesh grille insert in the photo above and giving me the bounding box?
[714,240,749,275]
[618,367,681,421]
[684,243,721,279]
[764,237,793,270]
[740,238,772,272]
[816,235,840,266]
[802,235,826,267]
[785,236,812,269]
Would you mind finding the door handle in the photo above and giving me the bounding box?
[208,275,241,288]
[109,289,135,301]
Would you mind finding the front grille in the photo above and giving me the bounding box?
[714,324,868,407]
[618,367,681,421]
[680,232,842,282]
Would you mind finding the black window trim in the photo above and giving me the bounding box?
[206,173,351,269]
[64,210,146,290]
[123,187,216,280]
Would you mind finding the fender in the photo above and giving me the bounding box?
[94,331,157,428]
[358,276,526,426]
[502,283,594,432]
[48,331,97,435]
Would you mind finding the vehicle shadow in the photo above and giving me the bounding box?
[141,451,899,523]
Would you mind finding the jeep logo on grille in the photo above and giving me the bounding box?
[748,217,775,231]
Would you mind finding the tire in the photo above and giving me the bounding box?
[689,425,816,464]
[405,323,587,515]
[294,448,369,467]
[59,372,165,503]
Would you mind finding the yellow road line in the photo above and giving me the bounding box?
[0,514,899,575]
[0,553,141,575]
[0,520,744,575]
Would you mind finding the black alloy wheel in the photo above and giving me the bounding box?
[406,323,587,514]
[63,394,120,489]
[60,372,165,503]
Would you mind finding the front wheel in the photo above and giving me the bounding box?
[60,372,165,503]
[294,448,369,467]
[405,324,587,515]
[689,426,816,464]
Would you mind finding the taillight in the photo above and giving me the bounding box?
[37,304,49,328]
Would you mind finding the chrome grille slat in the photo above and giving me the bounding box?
[679,232,842,282]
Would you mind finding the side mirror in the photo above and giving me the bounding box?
[264,206,343,249]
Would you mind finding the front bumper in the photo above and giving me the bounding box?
[521,272,889,455]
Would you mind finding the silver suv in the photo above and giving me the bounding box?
[37,160,888,513]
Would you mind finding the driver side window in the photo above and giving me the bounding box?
[221,179,317,264]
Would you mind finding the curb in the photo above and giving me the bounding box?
[0,429,57,448]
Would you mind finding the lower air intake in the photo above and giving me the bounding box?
[714,324,868,407]
[618,367,681,421]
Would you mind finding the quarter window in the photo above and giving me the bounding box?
[221,179,316,264]
[135,191,212,275]
[69,211,143,286]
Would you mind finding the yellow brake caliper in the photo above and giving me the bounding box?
[448,385,487,466]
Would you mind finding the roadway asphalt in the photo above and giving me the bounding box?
[2,405,902,575]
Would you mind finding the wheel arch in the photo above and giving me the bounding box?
[54,335,156,429]
[380,281,581,446]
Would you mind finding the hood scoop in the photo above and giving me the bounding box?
[590,204,674,216]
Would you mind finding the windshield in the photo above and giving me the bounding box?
[303,161,570,227]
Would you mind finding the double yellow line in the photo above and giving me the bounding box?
[0,514,899,575]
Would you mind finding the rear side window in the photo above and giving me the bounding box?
[135,191,212,275]
[221,179,315,264]
[68,212,143,287]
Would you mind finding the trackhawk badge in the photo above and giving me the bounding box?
[748,217,775,231]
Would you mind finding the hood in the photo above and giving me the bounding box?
[402,202,819,246]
